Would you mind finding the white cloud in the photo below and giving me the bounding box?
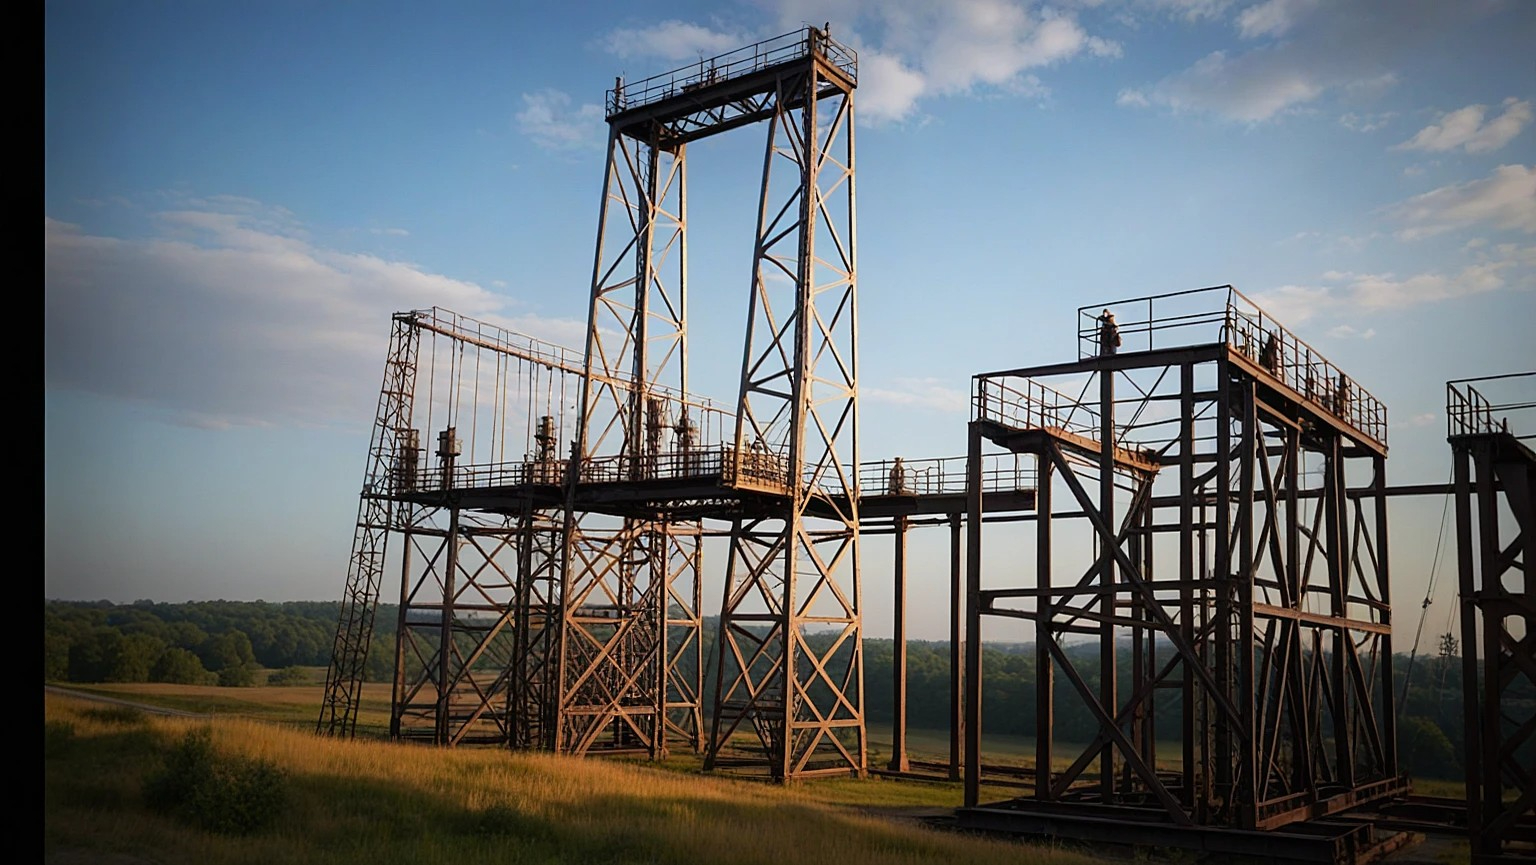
[1252,256,1527,325]
[1339,111,1395,133]
[370,227,409,237]
[1385,164,1536,239]
[516,90,606,151]
[600,20,751,61]
[44,204,584,430]
[1119,0,1492,122]
[1325,324,1376,339]
[602,3,1121,124]
[1236,0,1321,39]
[863,377,968,412]
[1395,98,1533,155]
[1144,0,1233,22]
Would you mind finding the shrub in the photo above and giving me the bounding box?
[143,727,287,835]
[265,665,309,686]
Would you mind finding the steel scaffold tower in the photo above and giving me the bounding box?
[957,287,1409,861]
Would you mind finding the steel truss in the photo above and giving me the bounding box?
[701,32,864,780]
[1449,372,1536,863]
[959,287,1407,857]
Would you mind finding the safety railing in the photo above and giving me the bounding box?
[1448,372,1535,439]
[856,454,1034,497]
[396,447,1035,499]
[973,375,1102,440]
[1074,285,1388,446]
[606,26,858,116]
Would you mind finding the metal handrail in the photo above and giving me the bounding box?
[396,448,1035,499]
[606,26,858,116]
[1448,372,1535,439]
[1071,285,1388,446]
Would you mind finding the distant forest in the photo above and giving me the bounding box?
[45,599,1523,782]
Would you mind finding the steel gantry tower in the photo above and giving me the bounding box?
[1448,372,1536,863]
[318,27,875,778]
[956,287,1409,862]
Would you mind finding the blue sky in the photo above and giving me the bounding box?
[45,0,1535,645]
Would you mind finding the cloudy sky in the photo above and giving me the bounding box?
[46,0,1534,645]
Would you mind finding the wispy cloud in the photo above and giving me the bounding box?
[597,2,1121,124]
[44,203,584,430]
[1118,0,1494,123]
[515,89,605,151]
[1395,98,1533,155]
[1251,245,1532,325]
[1339,111,1395,133]
[1384,164,1536,239]
[863,377,969,412]
[1325,324,1376,339]
[600,20,751,61]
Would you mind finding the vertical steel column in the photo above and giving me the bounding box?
[890,515,910,771]
[949,512,964,781]
[390,518,414,739]
[1178,362,1197,811]
[1036,456,1054,797]
[964,422,985,807]
[1098,367,1117,798]
[1236,381,1258,824]
[436,506,461,746]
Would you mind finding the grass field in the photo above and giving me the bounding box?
[45,684,1105,865]
[45,681,1475,864]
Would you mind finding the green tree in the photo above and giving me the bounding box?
[1399,715,1458,780]
[152,647,214,685]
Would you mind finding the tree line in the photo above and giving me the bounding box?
[46,600,1530,781]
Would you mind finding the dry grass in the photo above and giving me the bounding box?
[45,689,1100,865]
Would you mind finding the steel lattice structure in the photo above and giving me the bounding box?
[1449,372,1536,863]
[957,287,1409,860]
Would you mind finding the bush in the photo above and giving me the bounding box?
[265,665,309,686]
[1399,715,1458,780]
[143,727,287,835]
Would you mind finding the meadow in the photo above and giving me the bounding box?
[44,681,1108,865]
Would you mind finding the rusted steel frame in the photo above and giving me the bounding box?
[389,509,417,739]
[705,522,789,762]
[1477,443,1507,851]
[1178,361,1198,809]
[434,506,461,745]
[1322,433,1356,788]
[1046,612,1224,799]
[964,423,984,807]
[663,522,703,753]
[950,512,964,781]
[1237,378,1260,823]
[512,510,559,750]
[1047,438,1249,733]
[1002,474,1157,631]
[1035,456,1053,796]
[1039,634,1192,823]
[889,514,909,771]
[1453,442,1486,844]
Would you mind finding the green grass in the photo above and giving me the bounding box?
[45,689,1101,865]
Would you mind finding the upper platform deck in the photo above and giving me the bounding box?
[604,26,857,143]
[974,285,1390,456]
